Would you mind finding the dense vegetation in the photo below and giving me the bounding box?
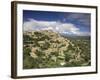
[23,30,91,69]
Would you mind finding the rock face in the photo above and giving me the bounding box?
[23,30,87,69]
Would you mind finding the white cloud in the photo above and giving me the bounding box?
[23,19,90,36]
[41,27,53,30]
[72,31,90,36]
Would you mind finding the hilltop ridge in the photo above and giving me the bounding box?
[23,30,90,69]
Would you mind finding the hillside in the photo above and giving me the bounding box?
[23,30,90,69]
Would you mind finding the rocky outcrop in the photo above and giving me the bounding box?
[23,30,87,68]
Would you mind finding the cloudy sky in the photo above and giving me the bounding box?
[23,10,91,36]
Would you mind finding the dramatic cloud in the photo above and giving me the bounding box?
[23,19,90,36]
[64,13,91,27]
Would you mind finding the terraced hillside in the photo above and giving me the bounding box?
[23,30,90,69]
